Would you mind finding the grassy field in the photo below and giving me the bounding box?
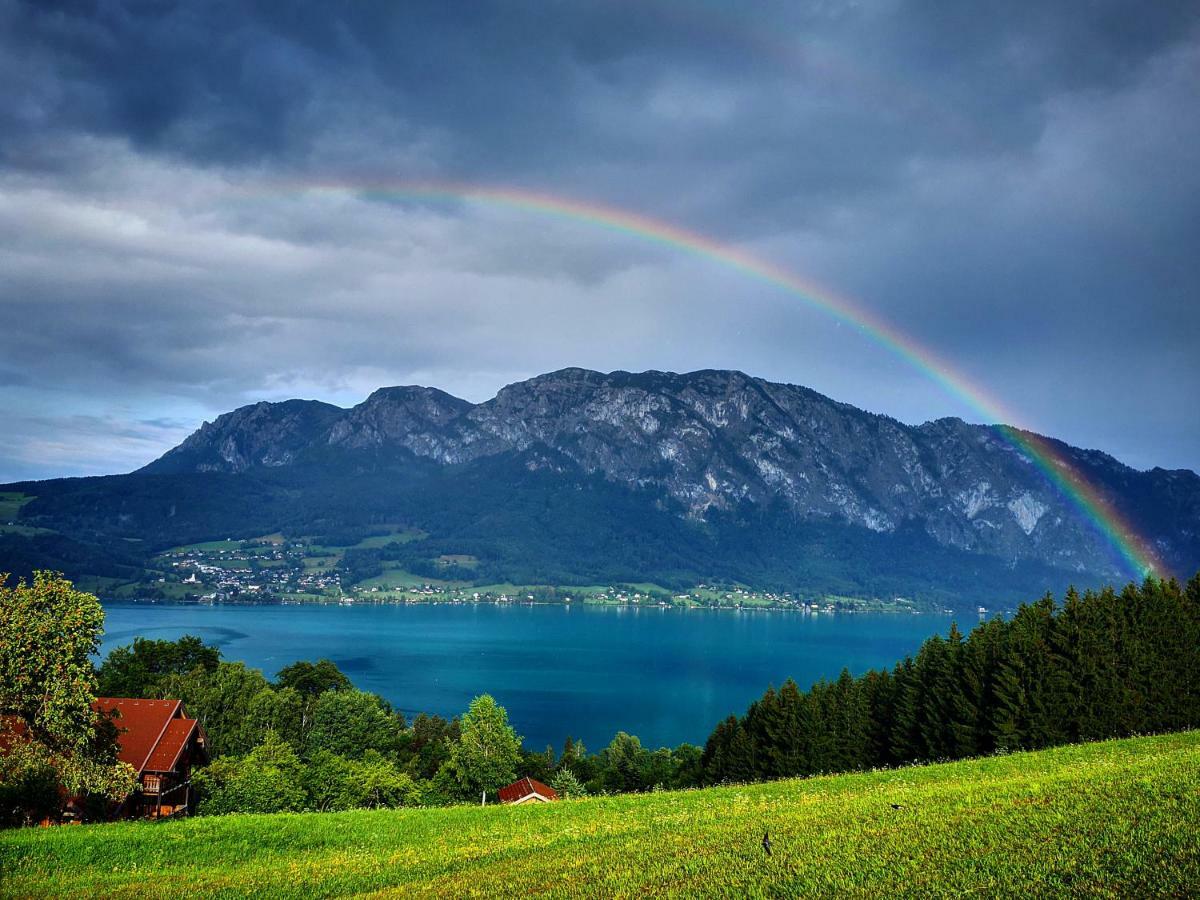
[165,539,246,553]
[95,580,204,601]
[72,575,138,596]
[2,732,1197,898]
[0,491,33,522]
[355,528,426,548]
[357,564,458,591]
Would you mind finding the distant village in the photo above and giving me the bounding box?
[133,538,962,614]
[159,541,343,601]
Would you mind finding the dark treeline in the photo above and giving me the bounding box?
[701,575,1200,783]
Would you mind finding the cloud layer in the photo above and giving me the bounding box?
[1,0,1197,480]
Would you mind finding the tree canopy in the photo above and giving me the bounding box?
[0,572,135,820]
[447,695,521,802]
[96,634,219,698]
[701,575,1200,784]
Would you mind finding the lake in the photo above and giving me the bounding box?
[99,601,961,751]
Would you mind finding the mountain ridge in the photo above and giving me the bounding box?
[6,368,1198,599]
[135,367,1198,580]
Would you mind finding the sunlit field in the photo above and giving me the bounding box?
[2,731,1197,898]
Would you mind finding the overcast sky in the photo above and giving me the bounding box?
[1,0,1197,482]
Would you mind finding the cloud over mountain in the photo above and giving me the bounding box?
[1,0,1197,481]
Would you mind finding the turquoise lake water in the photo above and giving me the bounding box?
[100,601,960,751]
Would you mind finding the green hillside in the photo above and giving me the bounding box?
[2,731,1197,898]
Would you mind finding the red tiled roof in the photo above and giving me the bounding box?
[5,700,202,779]
[94,698,184,774]
[498,777,558,803]
[144,717,199,773]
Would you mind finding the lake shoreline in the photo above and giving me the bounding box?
[103,596,970,616]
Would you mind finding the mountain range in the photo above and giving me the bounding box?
[4,368,1197,605]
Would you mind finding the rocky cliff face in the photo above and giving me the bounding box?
[150,399,344,473]
[142,368,1199,579]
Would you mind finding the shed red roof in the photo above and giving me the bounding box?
[498,777,558,803]
[94,698,202,775]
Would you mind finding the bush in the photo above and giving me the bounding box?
[195,733,306,815]
[303,750,423,811]
[0,739,62,827]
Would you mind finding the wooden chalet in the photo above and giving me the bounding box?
[96,698,209,820]
[497,777,559,805]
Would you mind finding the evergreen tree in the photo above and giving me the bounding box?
[725,724,756,783]
[958,618,1006,754]
[594,732,645,793]
[911,625,977,760]
[700,716,738,784]
[764,679,809,776]
[1183,575,1200,728]
[743,687,781,779]
[670,743,704,788]
[860,668,898,767]
[549,767,586,799]
[914,636,955,759]
[889,658,924,762]
[831,669,871,771]
[699,573,1200,792]
[1051,587,1088,743]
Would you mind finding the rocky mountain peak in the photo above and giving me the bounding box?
[142,398,342,474]
[138,369,1199,578]
[326,385,473,452]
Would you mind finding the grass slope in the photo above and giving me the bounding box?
[3,732,1198,898]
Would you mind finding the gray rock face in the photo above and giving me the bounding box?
[143,368,1199,579]
[148,399,343,474]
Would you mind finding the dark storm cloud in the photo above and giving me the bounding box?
[0,0,1197,478]
[6,2,1193,178]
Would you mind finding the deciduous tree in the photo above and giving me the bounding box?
[447,695,520,803]
[0,572,136,818]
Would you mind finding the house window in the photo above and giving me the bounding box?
[143,775,160,794]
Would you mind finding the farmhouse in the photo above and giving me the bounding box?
[497,777,559,805]
[97,697,209,819]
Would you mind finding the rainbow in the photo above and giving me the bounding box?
[262,180,1163,578]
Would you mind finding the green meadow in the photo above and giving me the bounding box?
[0,492,32,521]
[2,731,1197,898]
[0,493,40,535]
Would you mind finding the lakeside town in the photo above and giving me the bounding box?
[99,534,976,615]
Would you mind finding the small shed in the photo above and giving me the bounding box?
[498,777,559,805]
